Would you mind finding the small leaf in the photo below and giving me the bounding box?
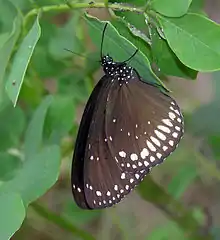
[85,14,167,89]
[24,95,53,159]
[158,13,220,71]
[0,145,61,206]
[168,164,197,199]
[0,192,25,240]
[0,15,21,107]
[6,14,41,106]
[150,0,192,17]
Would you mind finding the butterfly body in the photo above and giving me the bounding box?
[71,52,184,209]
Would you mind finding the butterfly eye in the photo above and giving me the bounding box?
[71,23,184,209]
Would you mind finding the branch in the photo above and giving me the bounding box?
[24,1,143,26]
[31,202,95,240]
[138,176,213,240]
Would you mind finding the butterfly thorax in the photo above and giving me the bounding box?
[102,55,134,82]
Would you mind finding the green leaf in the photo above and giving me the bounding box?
[0,153,22,181]
[150,0,192,17]
[6,14,41,106]
[0,145,61,206]
[158,13,220,72]
[0,15,21,107]
[0,0,18,32]
[44,95,75,144]
[24,96,53,159]
[0,192,25,240]
[0,104,25,151]
[85,14,167,89]
[48,13,82,59]
[151,28,197,79]
[168,164,197,199]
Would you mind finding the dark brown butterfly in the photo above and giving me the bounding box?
[71,23,184,209]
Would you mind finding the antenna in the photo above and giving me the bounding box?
[64,48,98,62]
[123,49,138,63]
[100,23,108,59]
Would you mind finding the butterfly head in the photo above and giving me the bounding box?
[101,55,134,82]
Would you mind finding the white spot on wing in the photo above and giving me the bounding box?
[140,148,149,159]
[162,119,173,127]
[157,125,171,133]
[172,132,178,138]
[119,151,126,157]
[169,112,176,120]
[163,146,168,151]
[150,136,161,147]
[121,173,126,179]
[169,140,174,146]
[130,153,138,161]
[147,141,156,151]
[96,191,102,196]
[154,130,166,141]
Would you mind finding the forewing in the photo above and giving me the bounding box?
[71,76,109,209]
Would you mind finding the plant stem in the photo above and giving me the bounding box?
[24,1,143,26]
[31,202,95,240]
[138,176,213,240]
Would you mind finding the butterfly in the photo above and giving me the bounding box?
[71,22,184,209]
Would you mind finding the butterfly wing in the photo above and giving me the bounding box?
[82,72,183,209]
[71,76,110,209]
[105,70,184,176]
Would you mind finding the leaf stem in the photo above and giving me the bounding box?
[31,202,95,240]
[24,1,143,27]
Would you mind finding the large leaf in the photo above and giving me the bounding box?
[85,14,167,89]
[0,104,25,151]
[151,28,197,79]
[44,95,75,144]
[158,13,220,71]
[0,153,22,181]
[0,192,25,240]
[0,145,61,206]
[6,14,41,106]
[150,0,192,17]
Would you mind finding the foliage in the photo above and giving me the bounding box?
[0,0,220,239]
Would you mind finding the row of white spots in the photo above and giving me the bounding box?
[90,156,100,161]
[73,184,82,193]
[86,184,93,190]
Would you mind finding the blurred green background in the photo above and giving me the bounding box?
[0,0,220,239]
